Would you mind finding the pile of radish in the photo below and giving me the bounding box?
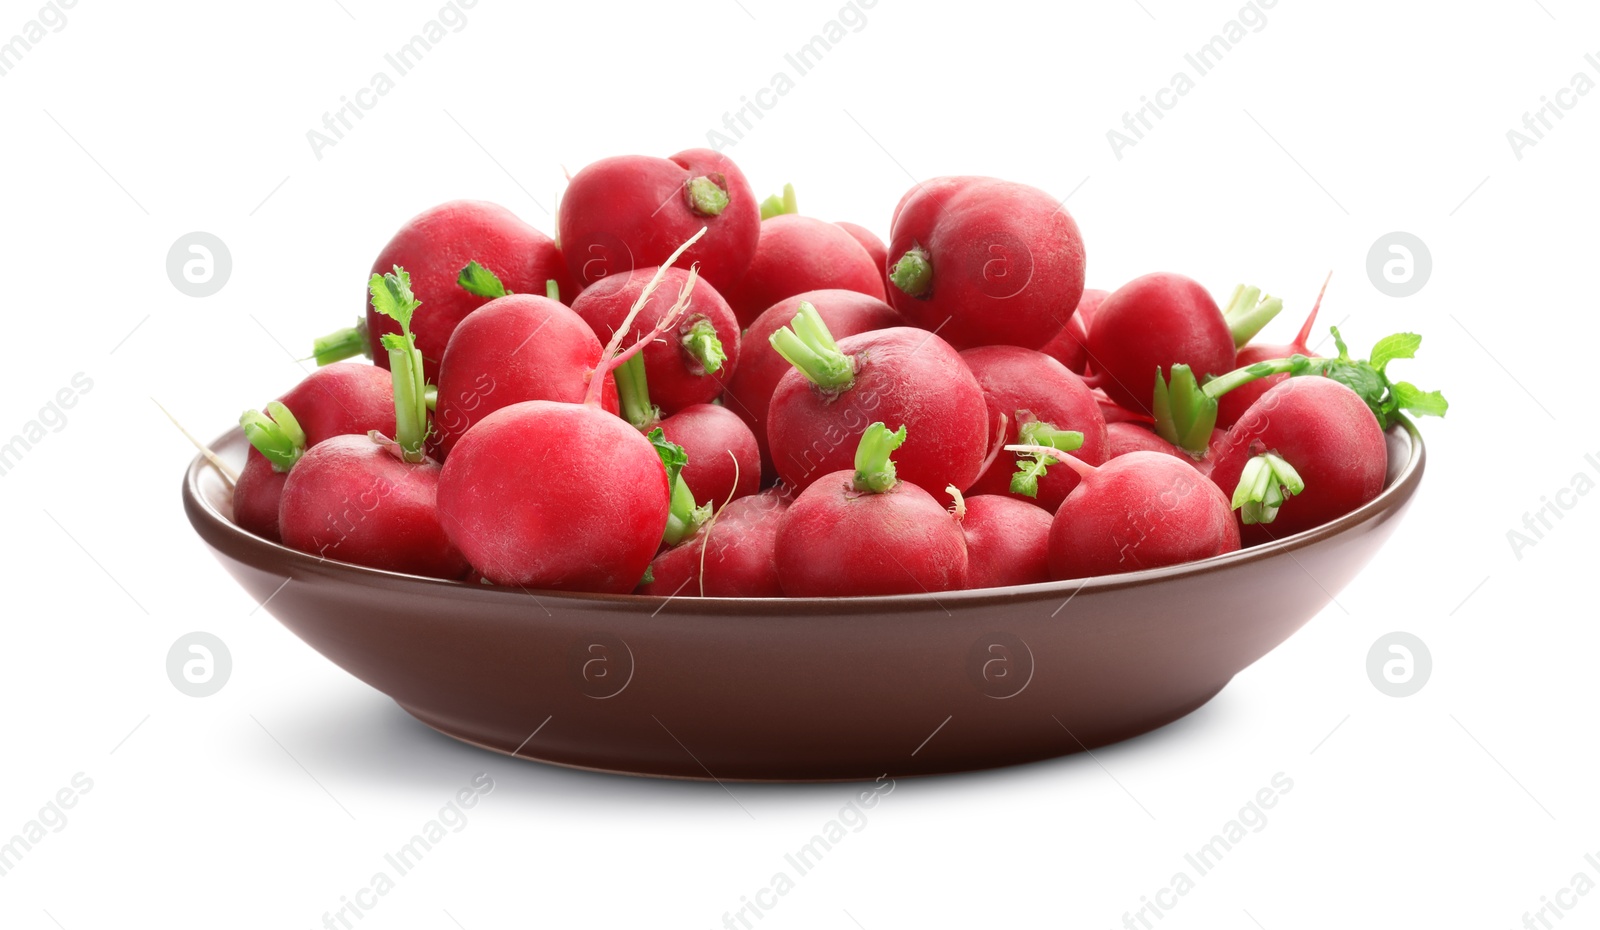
[231,148,1447,598]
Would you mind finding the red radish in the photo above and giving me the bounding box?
[1086,276,1282,414]
[278,269,467,579]
[720,289,903,478]
[1040,288,1108,375]
[835,221,889,293]
[1027,449,1239,580]
[1093,389,1155,425]
[954,491,1053,588]
[570,265,740,416]
[432,279,617,456]
[1208,376,1388,545]
[233,363,394,542]
[722,214,885,326]
[775,424,968,596]
[279,436,466,578]
[886,176,1086,350]
[1216,275,1327,429]
[638,489,790,597]
[658,403,760,511]
[960,345,1109,511]
[559,149,758,294]
[313,201,571,383]
[1105,422,1190,462]
[765,306,989,494]
[437,232,709,592]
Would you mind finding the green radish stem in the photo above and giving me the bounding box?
[686,176,730,216]
[1231,452,1305,525]
[680,317,727,374]
[1222,284,1285,348]
[369,266,430,463]
[1009,416,1085,498]
[889,245,932,298]
[240,401,307,472]
[585,227,709,408]
[759,183,799,219]
[853,422,907,493]
[425,385,437,411]
[769,301,856,393]
[615,354,661,430]
[546,279,561,302]
[649,427,710,545]
[1004,443,1098,480]
[1153,356,1321,456]
[311,319,369,366]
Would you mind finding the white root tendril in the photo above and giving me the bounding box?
[155,397,239,485]
[587,227,708,405]
[693,450,743,598]
[946,484,966,523]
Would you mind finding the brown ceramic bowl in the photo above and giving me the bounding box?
[184,421,1424,781]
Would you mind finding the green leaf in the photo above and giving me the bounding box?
[1390,381,1450,418]
[457,260,508,299]
[1369,333,1421,373]
[1319,359,1389,420]
[648,427,688,490]
[369,266,421,333]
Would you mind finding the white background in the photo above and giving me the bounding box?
[1,0,1596,927]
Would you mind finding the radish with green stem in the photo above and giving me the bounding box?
[1015,447,1239,580]
[722,289,903,479]
[766,306,989,494]
[659,404,760,512]
[775,423,968,597]
[959,345,1108,510]
[559,149,759,294]
[887,176,1087,350]
[431,272,616,456]
[1086,275,1280,413]
[232,363,394,542]
[570,265,740,416]
[278,268,467,579]
[1208,331,1446,543]
[313,201,571,382]
[639,489,790,597]
[436,230,709,592]
[1152,326,1447,457]
[1216,274,1329,428]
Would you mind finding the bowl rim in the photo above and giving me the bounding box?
[183,417,1425,613]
